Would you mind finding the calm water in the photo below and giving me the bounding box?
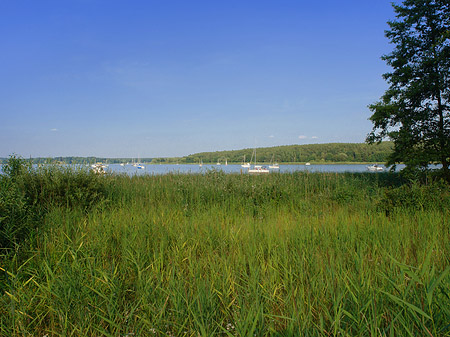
[100,163,402,175]
[0,163,408,176]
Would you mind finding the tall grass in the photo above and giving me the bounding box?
[0,156,109,255]
[1,167,449,336]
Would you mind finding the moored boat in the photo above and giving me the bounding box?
[367,164,384,171]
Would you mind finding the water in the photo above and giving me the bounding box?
[100,163,402,175]
[0,163,410,176]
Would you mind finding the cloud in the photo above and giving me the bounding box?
[298,135,307,139]
[269,135,275,138]
[50,128,58,132]
[311,136,318,139]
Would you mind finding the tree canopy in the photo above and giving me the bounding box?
[171,142,393,165]
[367,0,450,181]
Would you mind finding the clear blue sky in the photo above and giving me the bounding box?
[0,0,396,158]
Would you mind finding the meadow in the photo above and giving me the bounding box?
[1,160,449,336]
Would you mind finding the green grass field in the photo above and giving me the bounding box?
[1,164,449,336]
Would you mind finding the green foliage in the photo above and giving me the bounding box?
[1,171,450,335]
[0,176,32,252]
[0,156,154,165]
[367,0,450,181]
[179,142,393,164]
[378,180,450,214]
[1,155,30,179]
[0,155,109,254]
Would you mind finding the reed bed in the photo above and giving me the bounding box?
[1,170,449,336]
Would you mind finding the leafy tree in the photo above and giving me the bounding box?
[367,0,450,181]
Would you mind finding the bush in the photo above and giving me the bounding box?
[378,180,450,214]
[0,155,109,254]
[0,176,32,252]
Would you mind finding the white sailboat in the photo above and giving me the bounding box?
[241,155,250,168]
[132,156,145,169]
[91,162,107,174]
[367,164,384,171]
[269,154,279,169]
[248,148,269,174]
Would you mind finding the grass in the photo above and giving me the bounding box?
[1,165,450,336]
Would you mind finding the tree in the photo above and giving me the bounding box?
[367,0,450,181]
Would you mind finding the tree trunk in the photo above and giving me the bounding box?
[437,94,450,182]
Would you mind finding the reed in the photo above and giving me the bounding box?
[1,169,449,336]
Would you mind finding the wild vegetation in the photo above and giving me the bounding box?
[157,142,394,165]
[0,142,393,166]
[1,157,449,336]
[368,0,450,182]
[0,157,154,165]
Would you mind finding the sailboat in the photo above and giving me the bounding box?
[241,155,250,168]
[91,162,107,174]
[132,156,145,169]
[269,154,279,169]
[367,164,384,171]
[248,148,269,174]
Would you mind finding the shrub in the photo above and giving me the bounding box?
[0,155,109,254]
[378,180,450,214]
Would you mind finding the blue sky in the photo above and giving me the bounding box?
[0,0,396,158]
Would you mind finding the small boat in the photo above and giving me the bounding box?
[367,164,384,172]
[269,154,279,169]
[133,161,145,169]
[241,155,250,168]
[199,159,203,167]
[91,163,107,174]
[132,156,145,169]
[248,165,270,174]
[305,162,311,166]
[247,148,269,174]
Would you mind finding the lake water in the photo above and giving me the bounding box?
[100,163,403,175]
[0,163,409,176]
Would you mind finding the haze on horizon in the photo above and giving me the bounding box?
[0,1,395,158]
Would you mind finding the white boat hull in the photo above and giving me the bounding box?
[248,165,270,174]
[367,165,383,171]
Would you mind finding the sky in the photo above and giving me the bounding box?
[0,0,397,158]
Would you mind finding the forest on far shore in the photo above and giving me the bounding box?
[0,142,394,165]
[155,142,394,164]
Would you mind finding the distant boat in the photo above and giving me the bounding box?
[305,162,311,166]
[132,157,145,169]
[91,163,107,174]
[133,163,145,169]
[248,165,270,174]
[248,148,269,174]
[199,159,203,167]
[241,155,250,168]
[269,154,279,169]
[367,164,384,172]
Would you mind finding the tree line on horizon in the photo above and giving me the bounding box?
[154,142,394,164]
[1,142,393,165]
[0,157,154,165]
